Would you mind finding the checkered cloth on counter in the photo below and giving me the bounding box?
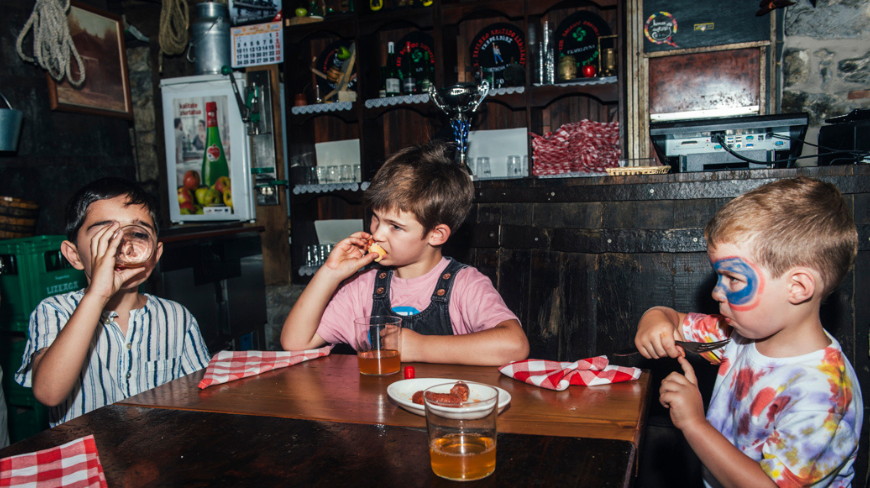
[499,356,641,391]
[197,346,332,389]
[0,435,107,488]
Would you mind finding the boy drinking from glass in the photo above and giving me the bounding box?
[16,177,210,425]
[281,142,529,365]
[635,177,862,487]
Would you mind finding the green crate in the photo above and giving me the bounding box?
[0,235,86,332]
[1,333,29,405]
[7,400,49,443]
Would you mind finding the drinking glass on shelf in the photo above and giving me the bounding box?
[340,164,353,183]
[327,166,340,183]
[315,166,329,185]
[353,164,361,182]
[476,157,491,179]
[506,155,521,177]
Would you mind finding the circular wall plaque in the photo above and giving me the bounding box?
[555,11,612,68]
[469,23,526,87]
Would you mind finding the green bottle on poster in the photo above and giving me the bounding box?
[201,101,230,187]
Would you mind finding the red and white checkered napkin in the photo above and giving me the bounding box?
[499,356,641,391]
[0,434,107,488]
[197,346,332,389]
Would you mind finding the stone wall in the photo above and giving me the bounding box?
[781,0,870,160]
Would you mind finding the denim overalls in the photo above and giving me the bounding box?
[369,258,468,335]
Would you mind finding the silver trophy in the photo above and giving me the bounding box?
[429,81,489,172]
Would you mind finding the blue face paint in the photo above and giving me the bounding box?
[712,257,762,310]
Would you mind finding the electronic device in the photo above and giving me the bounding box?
[650,113,809,172]
[818,109,870,165]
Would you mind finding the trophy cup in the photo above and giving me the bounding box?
[428,81,490,172]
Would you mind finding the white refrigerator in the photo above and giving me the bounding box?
[161,74,256,224]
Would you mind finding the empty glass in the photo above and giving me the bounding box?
[340,164,353,183]
[476,157,491,179]
[507,155,522,177]
[327,166,340,183]
[315,166,329,185]
[353,164,361,182]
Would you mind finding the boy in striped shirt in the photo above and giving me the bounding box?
[15,177,210,426]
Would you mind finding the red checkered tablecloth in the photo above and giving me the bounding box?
[197,346,333,389]
[0,435,107,488]
[499,356,641,391]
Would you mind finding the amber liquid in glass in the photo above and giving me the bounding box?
[357,349,400,375]
[429,434,496,481]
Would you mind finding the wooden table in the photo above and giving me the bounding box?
[1,354,650,487]
[120,353,651,444]
[0,405,637,487]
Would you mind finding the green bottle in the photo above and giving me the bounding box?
[201,101,230,187]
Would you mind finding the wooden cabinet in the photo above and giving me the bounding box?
[283,0,627,280]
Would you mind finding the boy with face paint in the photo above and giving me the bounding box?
[634,177,862,488]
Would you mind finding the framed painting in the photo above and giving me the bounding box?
[47,1,133,119]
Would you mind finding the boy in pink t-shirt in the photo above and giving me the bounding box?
[281,142,529,365]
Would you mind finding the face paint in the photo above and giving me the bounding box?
[712,256,764,311]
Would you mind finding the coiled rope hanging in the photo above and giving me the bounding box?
[158,0,189,72]
[16,0,86,87]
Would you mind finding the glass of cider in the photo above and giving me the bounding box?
[424,382,499,481]
[354,315,402,375]
[115,224,156,269]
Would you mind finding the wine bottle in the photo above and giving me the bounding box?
[201,101,230,187]
[384,42,400,97]
[402,41,417,95]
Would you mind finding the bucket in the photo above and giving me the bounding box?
[0,92,23,152]
[188,2,231,75]
[0,196,39,239]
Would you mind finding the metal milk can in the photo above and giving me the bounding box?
[188,2,231,75]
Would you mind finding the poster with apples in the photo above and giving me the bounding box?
[169,94,234,216]
[161,74,255,224]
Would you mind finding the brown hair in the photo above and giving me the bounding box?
[704,176,857,297]
[364,142,474,234]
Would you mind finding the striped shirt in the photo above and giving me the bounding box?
[15,290,211,426]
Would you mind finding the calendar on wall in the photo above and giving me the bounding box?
[231,22,283,68]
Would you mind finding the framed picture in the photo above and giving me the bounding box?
[47,1,133,119]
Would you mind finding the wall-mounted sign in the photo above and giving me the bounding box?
[645,11,678,48]
[555,11,612,68]
[469,23,526,87]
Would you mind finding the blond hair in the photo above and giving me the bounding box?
[704,177,857,297]
[364,142,474,234]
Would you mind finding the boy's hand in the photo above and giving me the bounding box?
[320,232,377,278]
[86,223,145,300]
[659,356,706,431]
[634,307,684,359]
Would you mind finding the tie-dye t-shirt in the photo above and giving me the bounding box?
[682,313,863,488]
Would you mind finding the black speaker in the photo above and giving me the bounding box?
[818,110,870,165]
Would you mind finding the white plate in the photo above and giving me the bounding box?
[387,378,511,417]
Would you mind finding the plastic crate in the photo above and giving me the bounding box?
[1,333,29,405]
[0,235,86,332]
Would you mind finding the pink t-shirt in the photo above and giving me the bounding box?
[317,257,519,347]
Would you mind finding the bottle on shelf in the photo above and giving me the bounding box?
[402,41,417,95]
[417,49,432,93]
[384,41,401,97]
[201,101,230,187]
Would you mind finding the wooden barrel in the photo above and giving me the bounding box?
[0,196,39,239]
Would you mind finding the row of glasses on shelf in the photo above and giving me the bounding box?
[302,164,362,185]
[469,155,529,179]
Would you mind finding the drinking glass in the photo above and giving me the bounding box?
[315,166,329,185]
[424,382,499,481]
[327,165,340,183]
[476,157,491,179]
[340,164,353,183]
[353,164,361,182]
[506,155,521,177]
[354,315,402,375]
[115,224,156,269]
